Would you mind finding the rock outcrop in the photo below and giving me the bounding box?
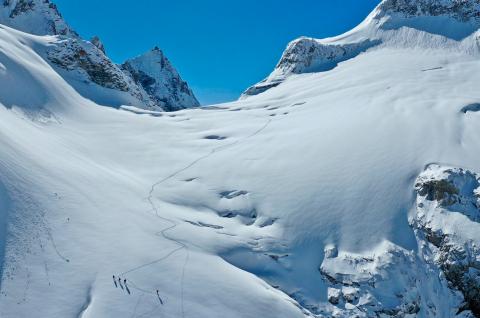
[376,0,480,22]
[298,165,480,317]
[413,165,480,317]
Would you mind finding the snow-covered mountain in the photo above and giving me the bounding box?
[122,47,199,112]
[242,0,480,98]
[1,0,480,318]
[0,0,75,36]
[0,0,199,111]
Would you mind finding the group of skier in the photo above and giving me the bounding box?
[113,275,163,304]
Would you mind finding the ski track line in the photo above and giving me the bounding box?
[131,293,144,318]
[119,118,273,318]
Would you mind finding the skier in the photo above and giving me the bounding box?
[124,279,127,285]
[113,275,117,288]
[156,290,164,305]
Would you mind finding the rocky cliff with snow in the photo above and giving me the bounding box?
[0,0,75,36]
[242,0,480,98]
[122,47,199,111]
[0,0,199,111]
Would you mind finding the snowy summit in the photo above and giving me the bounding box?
[1,0,480,318]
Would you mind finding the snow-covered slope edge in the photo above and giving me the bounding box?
[241,0,480,98]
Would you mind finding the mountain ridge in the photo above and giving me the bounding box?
[0,0,199,111]
[241,0,480,98]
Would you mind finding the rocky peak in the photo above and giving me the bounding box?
[90,36,105,55]
[375,0,480,22]
[0,0,76,36]
[122,47,199,111]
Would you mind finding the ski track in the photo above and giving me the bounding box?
[118,117,273,317]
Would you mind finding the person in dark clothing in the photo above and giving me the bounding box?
[113,275,117,287]
[156,290,164,305]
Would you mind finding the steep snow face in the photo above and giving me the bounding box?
[0,0,75,36]
[122,47,199,111]
[242,0,480,98]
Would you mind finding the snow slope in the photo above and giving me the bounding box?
[1,0,480,317]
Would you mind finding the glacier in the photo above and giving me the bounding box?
[1,0,480,317]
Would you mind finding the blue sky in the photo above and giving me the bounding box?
[55,0,381,105]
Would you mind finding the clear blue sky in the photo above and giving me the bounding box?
[54,0,381,105]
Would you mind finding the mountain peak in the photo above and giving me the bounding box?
[122,49,199,111]
[0,0,76,36]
